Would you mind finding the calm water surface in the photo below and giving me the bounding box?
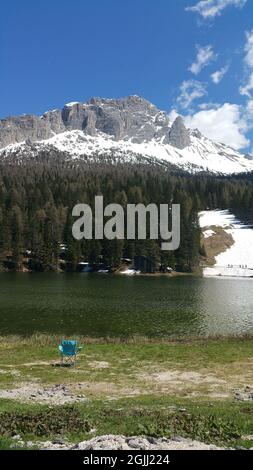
[0,273,253,338]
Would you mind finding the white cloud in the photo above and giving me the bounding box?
[240,31,253,97]
[189,45,216,75]
[211,65,229,84]
[246,99,253,117]
[245,100,253,132]
[244,30,253,67]
[176,80,208,110]
[186,0,247,19]
[240,72,253,97]
[198,102,220,109]
[184,103,250,149]
[168,109,179,122]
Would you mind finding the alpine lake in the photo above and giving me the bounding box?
[0,273,253,338]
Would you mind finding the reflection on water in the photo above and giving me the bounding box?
[0,273,253,338]
[198,277,253,336]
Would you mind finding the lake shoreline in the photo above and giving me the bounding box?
[2,332,253,343]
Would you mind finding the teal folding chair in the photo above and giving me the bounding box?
[58,340,82,366]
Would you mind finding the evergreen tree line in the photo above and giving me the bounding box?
[1,159,253,272]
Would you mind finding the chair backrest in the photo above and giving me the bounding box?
[61,340,77,356]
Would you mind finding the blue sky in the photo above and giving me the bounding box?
[1,0,253,151]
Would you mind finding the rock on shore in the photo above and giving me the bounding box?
[16,435,224,450]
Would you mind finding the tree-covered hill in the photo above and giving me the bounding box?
[1,158,253,272]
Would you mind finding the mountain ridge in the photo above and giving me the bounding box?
[1,95,253,175]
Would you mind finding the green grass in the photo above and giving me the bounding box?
[1,335,253,448]
[0,396,253,448]
[0,438,20,450]
[0,335,252,394]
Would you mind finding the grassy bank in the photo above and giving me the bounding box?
[0,335,253,448]
[0,334,253,393]
[0,397,253,449]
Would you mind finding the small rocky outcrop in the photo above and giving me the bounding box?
[234,386,253,402]
[168,116,191,149]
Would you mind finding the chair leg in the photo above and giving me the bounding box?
[59,355,77,366]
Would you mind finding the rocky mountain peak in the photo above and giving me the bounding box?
[0,96,191,150]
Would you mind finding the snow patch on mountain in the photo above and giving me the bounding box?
[1,128,253,175]
[199,210,253,278]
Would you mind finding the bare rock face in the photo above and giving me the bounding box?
[168,116,191,149]
[0,96,190,150]
[0,115,47,148]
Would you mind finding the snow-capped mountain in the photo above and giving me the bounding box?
[1,96,253,174]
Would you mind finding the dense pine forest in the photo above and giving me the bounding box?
[1,157,253,273]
